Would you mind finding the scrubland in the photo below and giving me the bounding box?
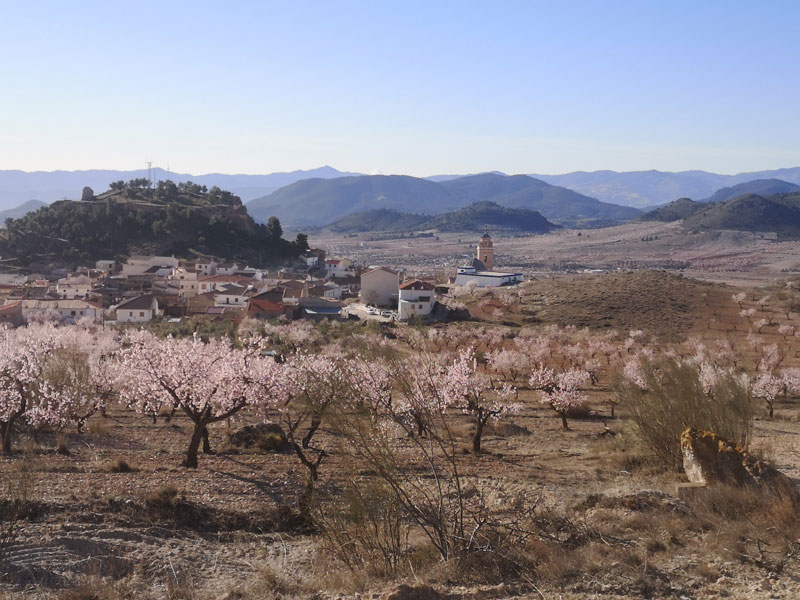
[3,270,800,599]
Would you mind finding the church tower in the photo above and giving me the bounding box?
[476,233,494,271]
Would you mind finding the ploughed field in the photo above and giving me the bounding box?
[3,271,800,599]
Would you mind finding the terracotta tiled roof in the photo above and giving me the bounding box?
[399,280,435,291]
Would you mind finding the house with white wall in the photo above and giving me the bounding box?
[453,260,523,287]
[122,256,179,277]
[170,267,200,298]
[325,258,353,277]
[21,299,104,323]
[214,285,250,307]
[116,295,159,323]
[360,267,399,307]
[398,280,436,321]
[56,274,93,299]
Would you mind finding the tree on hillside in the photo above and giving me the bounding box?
[0,324,117,453]
[267,216,283,240]
[294,233,310,252]
[114,332,271,468]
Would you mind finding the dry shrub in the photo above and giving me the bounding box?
[314,479,411,577]
[691,485,800,573]
[616,359,754,469]
[145,484,180,509]
[106,458,133,473]
[227,423,290,453]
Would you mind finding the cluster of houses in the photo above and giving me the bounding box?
[0,234,522,327]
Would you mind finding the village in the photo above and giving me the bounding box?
[0,233,523,327]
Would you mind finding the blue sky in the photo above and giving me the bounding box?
[1,1,798,176]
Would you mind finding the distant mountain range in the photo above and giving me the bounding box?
[4,166,800,217]
[531,168,800,208]
[0,166,360,210]
[0,199,46,223]
[321,201,559,234]
[246,173,640,228]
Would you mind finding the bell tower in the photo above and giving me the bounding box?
[476,233,494,271]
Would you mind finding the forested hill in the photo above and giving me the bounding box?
[681,193,800,239]
[0,179,307,268]
[321,201,559,233]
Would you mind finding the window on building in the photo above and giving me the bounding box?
[418,295,431,302]
[418,304,423,309]
[139,312,144,317]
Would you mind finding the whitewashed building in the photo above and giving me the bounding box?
[116,295,159,323]
[325,258,352,277]
[398,280,436,321]
[122,255,179,277]
[21,299,104,323]
[56,274,92,299]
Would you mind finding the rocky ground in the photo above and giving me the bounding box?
[2,392,800,599]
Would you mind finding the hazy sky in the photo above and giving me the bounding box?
[1,1,798,176]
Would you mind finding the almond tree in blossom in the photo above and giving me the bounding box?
[752,373,783,419]
[114,331,266,468]
[0,324,79,453]
[38,326,120,432]
[486,348,528,383]
[529,366,589,430]
[444,349,519,453]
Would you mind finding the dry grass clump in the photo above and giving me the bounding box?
[105,457,133,473]
[690,485,800,574]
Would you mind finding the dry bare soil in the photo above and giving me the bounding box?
[3,269,800,599]
[314,221,800,287]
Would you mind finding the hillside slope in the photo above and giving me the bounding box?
[701,178,800,203]
[322,201,560,233]
[247,175,458,227]
[321,209,431,233]
[639,198,704,222]
[439,173,639,225]
[422,201,559,232]
[248,173,639,228]
[0,180,303,268]
[682,193,800,238]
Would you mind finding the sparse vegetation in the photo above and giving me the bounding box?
[3,271,800,598]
